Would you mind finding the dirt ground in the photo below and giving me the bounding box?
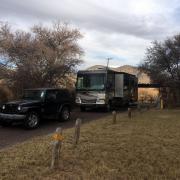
[0,108,112,149]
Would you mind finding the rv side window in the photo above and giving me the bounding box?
[77,77,84,89]
[107,73,114,89]
[124,75,129,90]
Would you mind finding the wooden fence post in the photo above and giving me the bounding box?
[51,127,63,169]
[128,108,132,119]
[112,111,117,124]
[74,118,82,146]
[160,99,164,109]
[137,104,142,113]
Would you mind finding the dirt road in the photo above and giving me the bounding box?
[0,109,111,149]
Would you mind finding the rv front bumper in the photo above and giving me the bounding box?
[77,102,106,108]
[76,99,106,105]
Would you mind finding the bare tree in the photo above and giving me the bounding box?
[140,34,180,105]
[0,21,83,95]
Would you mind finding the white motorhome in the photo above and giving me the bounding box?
[75,67,138,111]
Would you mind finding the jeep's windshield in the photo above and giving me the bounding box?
[23,90,45,100]
[76,73,105,91]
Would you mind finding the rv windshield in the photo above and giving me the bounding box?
[76,73,105,90]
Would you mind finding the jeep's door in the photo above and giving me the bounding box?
[44,90,59,118]
[56,90,71,105]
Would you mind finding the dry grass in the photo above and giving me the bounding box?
[1,109,180,179]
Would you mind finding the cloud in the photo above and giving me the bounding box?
[0,0,179,68]
[0,0,174,39]
[79,30,151,67]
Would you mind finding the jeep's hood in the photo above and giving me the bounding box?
[6,99,41,106]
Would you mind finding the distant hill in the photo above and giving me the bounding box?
[113,65,150,84]
[87,65,151,84]
[87,65,107,71]
[113,65,139,75]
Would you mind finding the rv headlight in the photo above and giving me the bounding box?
[75,97,81,104]
[96,98,105,104]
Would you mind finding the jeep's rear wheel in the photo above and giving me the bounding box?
[60,106,70,121]
[24,112,40,129]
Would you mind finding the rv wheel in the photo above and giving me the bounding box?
[105,103,111,112]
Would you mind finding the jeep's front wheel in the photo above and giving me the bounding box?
[24,112,40,129]
[60,106,70,121]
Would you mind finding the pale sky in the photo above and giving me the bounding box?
[0,0,180,69]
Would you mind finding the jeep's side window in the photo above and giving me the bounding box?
[57,90,69,101]
[46,90,57,102]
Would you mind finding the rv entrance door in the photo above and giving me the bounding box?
[115,74,124,97]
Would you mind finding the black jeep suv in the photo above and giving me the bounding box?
[0,88,72,129]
